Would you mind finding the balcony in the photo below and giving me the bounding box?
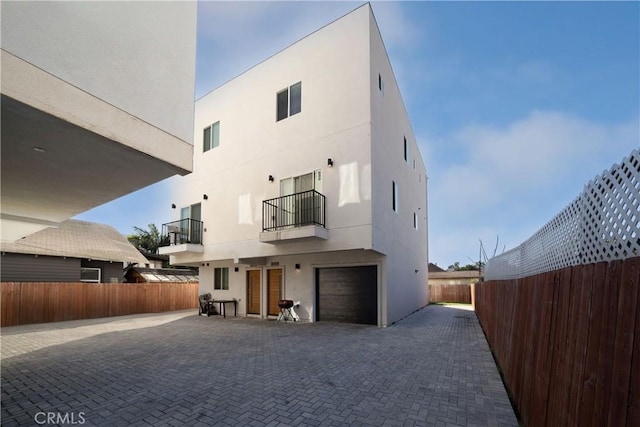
[158,218,204,255]
[260,190,328,243]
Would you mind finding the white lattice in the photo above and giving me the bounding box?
[485,149,640,280]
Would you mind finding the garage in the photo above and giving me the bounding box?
[316,266,378,325]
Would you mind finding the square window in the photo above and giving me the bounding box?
[276,81,302,121]
[203,121,220,152]
[214,267,229,290]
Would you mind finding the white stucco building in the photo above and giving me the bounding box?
[1,2,196,242]
[160,4,428,327]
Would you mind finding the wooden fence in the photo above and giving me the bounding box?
[1,282,199,327]
[474,257,639,427]
[429,284,472,304]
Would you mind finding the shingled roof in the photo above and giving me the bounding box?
[0,219,149,264]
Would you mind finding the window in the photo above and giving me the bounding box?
[203,121,220,152]
[404,137,408,163]
[81,267,101,283]
[214,267,229,290]
[277,81,302,121]
[379,73,384,94]
[280,170,321,195]
[392,181,399,212]
[414,212,419,230]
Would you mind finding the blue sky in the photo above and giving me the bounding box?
[76,1,639,268]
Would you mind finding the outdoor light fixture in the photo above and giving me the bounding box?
[327,158,334,167]
[203,194,208,200]
[295,263,301,270]
[269,175,274,182]
[234,267,239,272]
[171,204,176,209]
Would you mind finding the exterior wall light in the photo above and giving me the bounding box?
[171,204,176,209]
[327,158,334,167]
[269,175,274,182]
[295,263,301,270]
[203,194,208,200]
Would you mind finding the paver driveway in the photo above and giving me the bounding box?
[1,304,517,426]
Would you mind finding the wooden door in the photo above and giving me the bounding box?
[267,269,282,316]
[247,270,261,315]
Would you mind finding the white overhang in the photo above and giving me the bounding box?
[0,50,194,242]
[259,225,329,244]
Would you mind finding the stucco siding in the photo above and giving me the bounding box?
[1,1,196,143]
[171,4,375,264]
[198,249,384,324]
[367,9,429,324]
[167,4,427,326]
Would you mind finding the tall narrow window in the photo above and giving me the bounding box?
[378,73,384,94]
[392,181,399,212]
[404,137,408,163]
[276,81,302,121]
[289,82,302,115]
[203,121,220,152]
[277,89,289,121]
[214,267,229,290]
[414,212,418,230]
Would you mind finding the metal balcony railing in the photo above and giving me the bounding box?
[262,190,326,232]
[160,218,203,246]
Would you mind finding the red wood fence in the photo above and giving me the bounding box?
[1,282,199,327]
[474,257,639,426]
[429,284,472,304]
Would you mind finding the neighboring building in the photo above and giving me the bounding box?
[1,2,197,242]
[0,219,149,283]
[428,270,481,287]
[428,263,446,273]
[138,252,171,269]
[160,4,428,327]
[124,267,198,284]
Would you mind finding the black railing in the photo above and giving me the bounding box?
[262,190,326,232]
[160,218,203,246]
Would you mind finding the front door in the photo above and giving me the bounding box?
[247,270,261,315]
[267,269,283,316]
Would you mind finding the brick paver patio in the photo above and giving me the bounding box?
[1,304,517,426]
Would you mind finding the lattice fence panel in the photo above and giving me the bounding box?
[485,149,640,280]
